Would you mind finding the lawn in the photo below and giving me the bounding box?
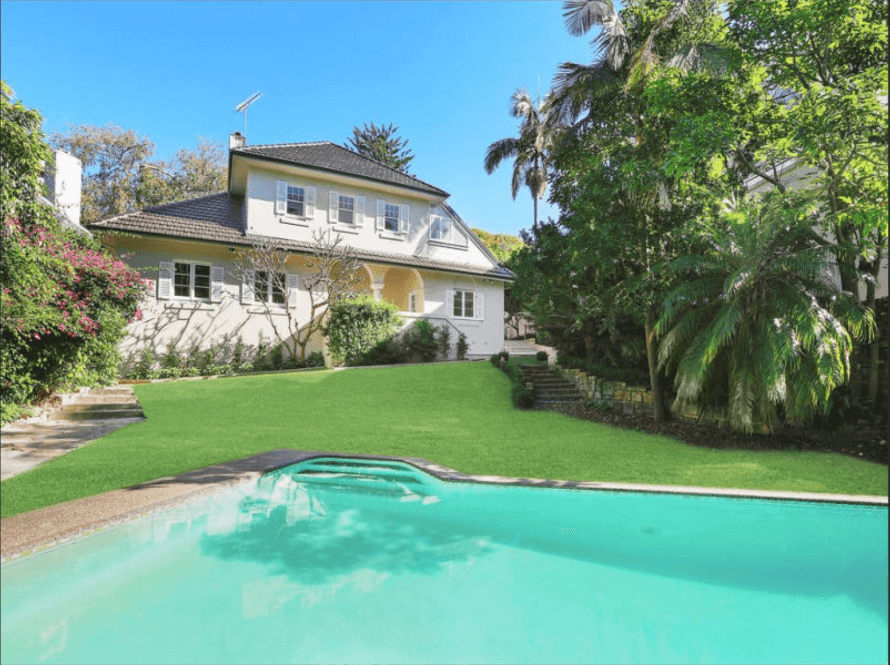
[1,362,886,518]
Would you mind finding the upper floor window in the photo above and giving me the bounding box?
[175,262,211,300]
[376,200,409,234]
[287,186,304,217]
[276,181,315,219]
[430,215,451,241]
[329,191,364,227]
[384,203,399,232]
[429,209,467,247]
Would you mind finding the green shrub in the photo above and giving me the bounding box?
[437,325,452,359]
[456,333,469,360]
[511,383,536,409]
[305,352,326,368]
[231,336,246,367]
[536,350,548,362]
[325,295,402,366]
[0,402,36,426]
[403,319,438,362]
[490,353,500,367]
[253,335,270,371]
[359,337,407,366]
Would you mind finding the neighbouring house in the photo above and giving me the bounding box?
[42,149,90,236]
[86,133,514,363]
[744,157,888,300]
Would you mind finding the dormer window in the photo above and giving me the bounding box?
[276,181,315,221]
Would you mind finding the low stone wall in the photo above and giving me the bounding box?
[553,367,654,415]
[553,365,772,432]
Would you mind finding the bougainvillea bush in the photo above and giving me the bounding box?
[0,216,146,416]
[1,81,146,422]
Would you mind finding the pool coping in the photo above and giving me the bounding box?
[2,448,887,562]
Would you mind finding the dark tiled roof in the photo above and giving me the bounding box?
[232,142,449,197]
[88,193,514,280]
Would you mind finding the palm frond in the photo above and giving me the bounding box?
[483,138,519,175]
[562,0,619,37]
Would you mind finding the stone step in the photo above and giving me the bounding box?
[91,386,136,396]
[68,394,140,405]
[49,404,144,421]
[536,391,584,399]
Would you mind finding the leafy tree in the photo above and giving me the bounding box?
[545,0,731,422]
[656,190,872,432]
[483,88,556,230]
[727,0,888,408]
[345,122,414,174]
[471,227,524,264]
[232,229,364,361]
[50,124,227,223]
[325,295,403,366]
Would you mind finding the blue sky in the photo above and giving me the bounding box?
[1,1,593,237]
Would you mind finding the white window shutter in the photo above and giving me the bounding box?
[475,292,484,320]
[241,270,255,305]
[287,273,299,307]
[400,205,409,234]
[158,261,173,299]
[376,200,385,231]
[329,191,339,223]
[211,266,225,303]
[305,187,316,218]
[276,181,287,215]
[355,196,365,227]
[446,289,454,318]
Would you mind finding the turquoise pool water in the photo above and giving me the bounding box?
[1,457,887,664]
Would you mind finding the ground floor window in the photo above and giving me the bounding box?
[255,271,286,305]
[174,262,210,300]
[453,289,474,318]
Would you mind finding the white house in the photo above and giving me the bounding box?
[87,134,513,362]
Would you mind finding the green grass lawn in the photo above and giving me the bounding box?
[1,363,886,518]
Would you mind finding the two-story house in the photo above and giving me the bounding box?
[87,133,513,362]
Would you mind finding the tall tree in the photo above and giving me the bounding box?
[483,88,556,231]
[546,0,730,423]
[470,227,524,264]
[345,122,414,174]
[51,125,228,223]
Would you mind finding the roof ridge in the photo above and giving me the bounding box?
[236,140,328,150]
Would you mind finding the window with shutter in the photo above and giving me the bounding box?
[211,266,225,303]
[158,261,173,299]
[287,273,299,307]
[329,191,339,224]
[451,289,479,319]
[399,205,409,234]
[276,181,287,215]
[241,270,255,305]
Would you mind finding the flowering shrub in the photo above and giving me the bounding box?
[1,215,146,416]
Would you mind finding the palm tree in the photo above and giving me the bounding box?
[483,88,556,231]
[656,190,872,433]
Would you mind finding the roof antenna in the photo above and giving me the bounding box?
[234,92,263,136]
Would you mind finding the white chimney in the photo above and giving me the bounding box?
[45,149,83,229]
[229,132,246,150]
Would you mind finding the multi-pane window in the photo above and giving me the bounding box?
[255,271,286,306]
[338,195,355,225]
[286,186,304,217]
[453,289,474,318]
[430,215,451,241]
[384,203,400,232]
[174,262,210,300]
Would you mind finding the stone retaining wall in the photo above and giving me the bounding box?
[552,365,772,433]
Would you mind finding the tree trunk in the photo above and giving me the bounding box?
[865,246,883,408]
[644,310,665,423]
[533,196,539,233]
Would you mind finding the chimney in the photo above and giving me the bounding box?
[229,132,246,150]
[45,149,83,230]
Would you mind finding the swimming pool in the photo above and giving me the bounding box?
[2,456,887,664]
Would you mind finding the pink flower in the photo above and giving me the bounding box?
[34,333,40,340]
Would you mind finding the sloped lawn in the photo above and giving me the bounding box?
[1,362,886,518]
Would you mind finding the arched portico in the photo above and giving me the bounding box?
[362,263,424,313]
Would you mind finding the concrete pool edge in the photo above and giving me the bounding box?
[2,448,887,562]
